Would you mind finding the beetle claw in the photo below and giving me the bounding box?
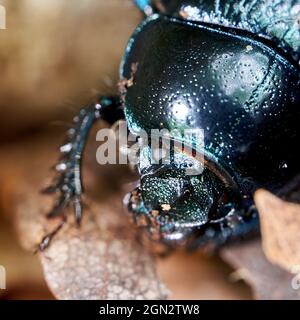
[36,216,67,253]
[46,193,71,218]
[41,185,58,194]
[73,195,83,225]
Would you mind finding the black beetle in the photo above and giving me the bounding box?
[40,0,300,251]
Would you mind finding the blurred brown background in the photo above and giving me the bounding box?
[0,0,140,138]
[0,0,252,300]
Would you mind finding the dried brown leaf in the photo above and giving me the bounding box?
[254,189,300,272]
[39,199,169,300]
[221,240,300,299]
[0,131,168,300]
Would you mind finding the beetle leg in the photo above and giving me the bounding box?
[43,96,124,225]
[186,206,260,251]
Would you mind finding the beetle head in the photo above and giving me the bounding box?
[126,144,240,244]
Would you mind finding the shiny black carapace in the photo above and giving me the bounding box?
[40,0,300,251]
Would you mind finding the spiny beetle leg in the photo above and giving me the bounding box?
[42,97,124,236]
